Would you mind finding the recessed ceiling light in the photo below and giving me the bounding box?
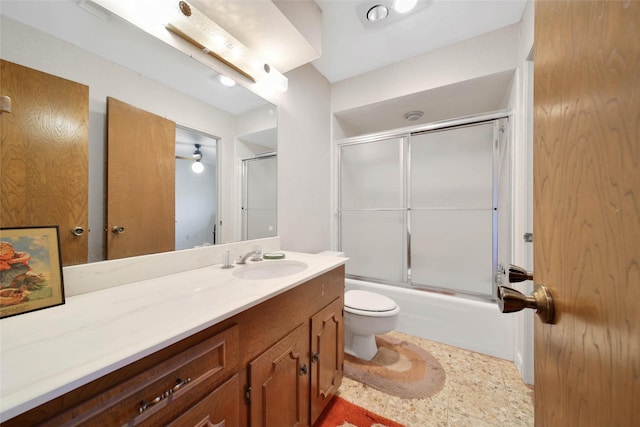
[367,5,389,22]
[393,0,418,14]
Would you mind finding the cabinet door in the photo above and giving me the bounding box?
[167,374,239,427]
[249,323,309,427]
[310,298,344,423]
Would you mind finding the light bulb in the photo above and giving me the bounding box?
[393,0,418,13]
[192,160,204,174]
[219,75,236,87]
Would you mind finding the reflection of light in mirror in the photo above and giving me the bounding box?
[92,0,288,93]
[191,160,204,174]
[165,0,288,92]
[106,0,175,30]
[229,46,243,60]
[219,75,236,87]
[212,34,226,50]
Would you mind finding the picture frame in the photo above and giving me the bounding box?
[0,226,65,319]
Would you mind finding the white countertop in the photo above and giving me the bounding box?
[0,251,346,421]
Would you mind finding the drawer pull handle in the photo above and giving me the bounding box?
[169,377,191,394]
[138,377,192,414]
[194,416,226,427]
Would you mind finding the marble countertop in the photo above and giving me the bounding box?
[0,251,346,421]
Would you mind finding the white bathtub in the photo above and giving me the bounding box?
[345,279,514,360]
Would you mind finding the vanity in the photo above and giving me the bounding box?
[0,250,345,427]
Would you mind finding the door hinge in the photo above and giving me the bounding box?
[524,232,533,243]
[245,385,251,405]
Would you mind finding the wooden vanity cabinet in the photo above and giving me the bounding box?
[247,298,344,427]
[310,297,344,423]
[15,324,241,427]
[249,323,310,426]
[166,374,240,427]
[1,266,344,427]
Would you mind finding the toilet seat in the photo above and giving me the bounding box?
[345,290,399,317]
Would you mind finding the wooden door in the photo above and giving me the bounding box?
[106,97,175,260]
[310,297,344,424]
[533,2,639,426]
[0,60,89,265]
[249,323,310,427]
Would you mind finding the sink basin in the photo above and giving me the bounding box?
[232,260,309,280]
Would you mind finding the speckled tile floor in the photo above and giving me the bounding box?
[337,331,534,427]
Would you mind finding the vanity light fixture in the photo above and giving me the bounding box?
[167,1,288,93]
[191,144,204,174]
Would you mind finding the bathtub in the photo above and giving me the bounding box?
[345,278,514,360]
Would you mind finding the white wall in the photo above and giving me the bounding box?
[331,23,520,114]
[509,0,535,385]
[275,64,332,253]
[175,159,217,250]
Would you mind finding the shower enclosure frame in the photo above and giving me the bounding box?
[336,110,511,301]
[241,152,277,241]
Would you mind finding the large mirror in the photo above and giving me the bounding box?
[0,1,277,264]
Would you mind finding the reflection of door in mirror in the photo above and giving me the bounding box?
[175,127,218,250]
[106,97,175,260]
[242,155,277,240]
[0,60,89,266]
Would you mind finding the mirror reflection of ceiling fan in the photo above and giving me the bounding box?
[175,143,202,161]
[176,144,205,173]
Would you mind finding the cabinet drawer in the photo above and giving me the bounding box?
[44,324,239,426]
[167,373,240,427]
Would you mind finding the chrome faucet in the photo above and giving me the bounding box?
[237,248,262,264]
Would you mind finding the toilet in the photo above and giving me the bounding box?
[317,251,400,361]
[344,290,400,361]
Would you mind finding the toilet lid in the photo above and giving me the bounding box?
[345,290,397,312]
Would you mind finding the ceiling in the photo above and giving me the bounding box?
[313,0,527,83]
[1,0,527,135]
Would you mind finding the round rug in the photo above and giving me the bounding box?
[344,335,446,399]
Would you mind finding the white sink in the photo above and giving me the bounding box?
[232,260,309,280]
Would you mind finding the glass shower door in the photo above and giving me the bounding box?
[242,155,277,240]
[409,123,496,296]
[337,117,505,298]
[339,137,407,283]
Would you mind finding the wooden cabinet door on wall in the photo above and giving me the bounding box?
[0,60,89,265]
[249,323,310,427]
[106,97,175,260]
[310,297,344,423]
